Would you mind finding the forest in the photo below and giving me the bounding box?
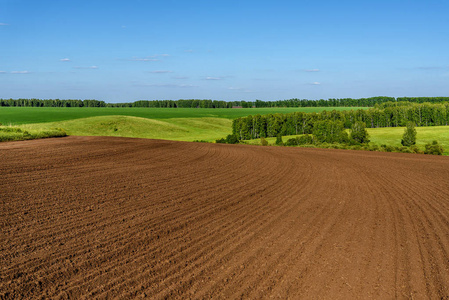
[2,97,449,108]
[231,102,449,140]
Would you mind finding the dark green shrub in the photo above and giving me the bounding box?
[424,140,443,155]
[383,145,395,152]
[410,145,422,154]
[285,138,297,146]
[215,134,240,144]
[260,137,268,146]
[369,144,379,151]
[225,134,240,144]
[298,134,314,145]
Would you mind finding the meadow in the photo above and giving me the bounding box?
[0,107,364,142]
[244,126,449,155]
[1,106,447,154]
[0,107,361,125]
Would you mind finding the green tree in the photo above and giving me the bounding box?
[275,134,284,145]
[312,120,348,144]
[350,121,370,144]
[401,122,417,146]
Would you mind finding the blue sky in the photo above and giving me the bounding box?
[1,0,448,102]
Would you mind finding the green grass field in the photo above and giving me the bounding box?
[0,107,364,142]
[367,126,449,155]
[0,107,364,125]
[1,107,447,154]
[245,126,449,155]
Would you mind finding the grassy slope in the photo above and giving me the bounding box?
[0,126,66,142]
[19,116,232,142]
[0,107,364,142]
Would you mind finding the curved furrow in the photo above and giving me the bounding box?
[380,174,449,298]
[10,144,284,298]
[2,138,449,299]
[93,148,310,298]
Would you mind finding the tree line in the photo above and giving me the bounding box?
[2,97,449,108]
[107,99,254,108]
[232,102,449,140]
[0,99,106,107]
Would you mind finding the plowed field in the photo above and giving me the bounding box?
[2,136,449,299]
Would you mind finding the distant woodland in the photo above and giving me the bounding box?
[232,101,449,139]
[2,97,449,108]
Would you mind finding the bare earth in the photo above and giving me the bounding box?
[1,136,449,299]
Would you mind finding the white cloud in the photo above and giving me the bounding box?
[124,54,169,61]
[11,71,31,74]
[74,66,98,69]
[60,58,71,62]
[150,70,173,73]
[311,82,321,85]
[228,87,253,93]
[0,23,9,26]
[131,58,159,61]
[417,66,443,70]
[305,69,320,72]
[205,76,222,80]
[134,83,197,88]
[0,71,6,73]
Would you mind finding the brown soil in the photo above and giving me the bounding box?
[1,136,449,299]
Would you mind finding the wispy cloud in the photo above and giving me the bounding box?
[205,76,223,80]
[60,58,71,62]
[133,83,197,88]
[126,54,169,62]
[305,69,320,72]
[149,70,173,74]
[74,66,98,69]
[11,71,31,74]
[0,23,9,26]
[310,82,321,85]
[130,58,159,61]
[416,66,444,70]
[228,87,253,93]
